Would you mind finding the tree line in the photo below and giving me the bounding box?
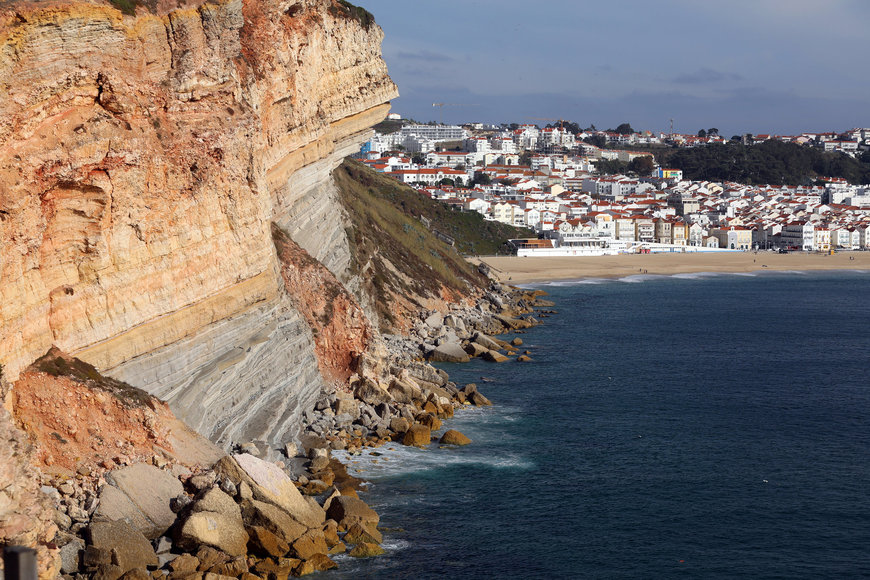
[656,140,870,185]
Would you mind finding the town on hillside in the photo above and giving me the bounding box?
[355,117,870,256]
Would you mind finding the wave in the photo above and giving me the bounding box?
[334,442,535,480]
[671,272,722,280]
[617,274,663,283]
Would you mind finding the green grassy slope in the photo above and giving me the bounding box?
[332,159,531,329]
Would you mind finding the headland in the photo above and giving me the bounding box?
[473,251,870,284]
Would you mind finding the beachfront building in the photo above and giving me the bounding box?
[780,222,815,251]
[711,226,753,250]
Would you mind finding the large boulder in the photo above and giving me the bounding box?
[246,525,290,558]
[354,379,393,406]
[96,463,184,539]
[416,413,442,432]
[473,333,503,351]
[216,454,325,528]
[325,496,379,531]
[343,522,383,545]
[423,312,444,329]
[482,350,509,363]
[440,430,472,446]
[494,314,534,330]
[428,342,470,364]
[403,362,448,387]
[290,530,329,560]
[470,391,493,406]
[349,542,385,558]
[443,314,466,333]
[402,424,431,448]
[332,397,360,419]
[241,500,307,545]
[177,511,249,557]
[388,377,422,404]
[88,520,158,574]
[389,417,410,434]
[464,342,489,357]
[192,488,242,521]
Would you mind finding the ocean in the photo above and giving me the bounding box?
[331,270,870,579]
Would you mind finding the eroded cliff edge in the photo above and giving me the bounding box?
[0,0,399,446]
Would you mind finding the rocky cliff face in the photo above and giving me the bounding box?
[0,0,399,446]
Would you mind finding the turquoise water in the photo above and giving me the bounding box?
[332,270,870,578]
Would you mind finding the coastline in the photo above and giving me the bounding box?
[471,251,870,284]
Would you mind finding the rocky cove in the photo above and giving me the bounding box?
[0,0,544,576]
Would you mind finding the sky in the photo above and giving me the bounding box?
[357,0,869,136]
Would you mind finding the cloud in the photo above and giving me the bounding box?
[395,50,455,63]
[672,67,744,84]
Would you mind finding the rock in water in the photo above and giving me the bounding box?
[325,496,380,530]
[482,350,509,363]
[470,391,493,406]
[349,542,386,558]
[464,342,489,357]
[402,424,431,447]
[343,522,383,545]
[439,430,472,446]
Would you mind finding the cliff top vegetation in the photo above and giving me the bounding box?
[334,159,530,328]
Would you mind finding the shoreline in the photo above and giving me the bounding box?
[471,251,870,284]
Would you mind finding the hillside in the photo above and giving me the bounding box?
[334,159,531,330]
[337,159,533,256]
[655,141,870,185]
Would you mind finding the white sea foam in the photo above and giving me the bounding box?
[671,272,721,280]
[334,439,535,480]
[617,274,662,283]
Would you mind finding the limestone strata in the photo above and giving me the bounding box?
[0,0,398,443]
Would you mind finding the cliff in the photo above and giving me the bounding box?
[0,0,401,447]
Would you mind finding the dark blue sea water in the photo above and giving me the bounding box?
[332,270,870,579]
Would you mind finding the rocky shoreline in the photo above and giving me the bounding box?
[30,283,552,579]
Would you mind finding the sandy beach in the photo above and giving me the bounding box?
[471,251,870,284]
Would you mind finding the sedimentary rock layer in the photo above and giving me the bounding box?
[0,0,398,445]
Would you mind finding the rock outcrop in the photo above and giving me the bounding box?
[0,0,398,447]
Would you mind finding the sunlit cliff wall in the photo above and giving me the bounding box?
[0,0,398,446]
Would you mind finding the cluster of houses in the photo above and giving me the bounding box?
[366,120,870,159]
[357,121,870,254]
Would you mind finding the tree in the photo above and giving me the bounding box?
[412,154,425,165]
[596,159,630,175]
[471,172,492,187]
[697,129,707,138]
[547,120,581,134]
[614,123,634,135]
[707,128,719,136]
[629,156,655,176]
[584,135,607,148]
